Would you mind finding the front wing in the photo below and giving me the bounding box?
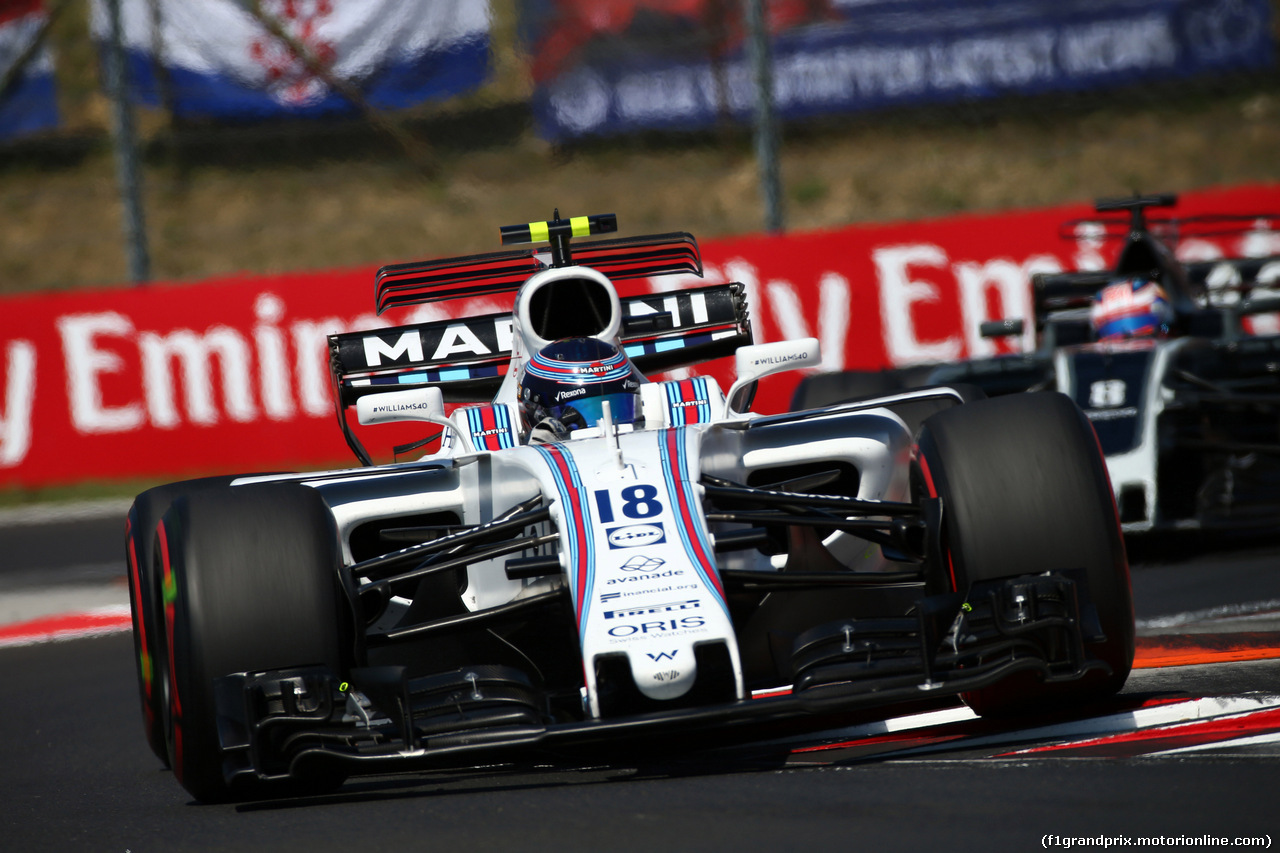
[213,568,1107,786]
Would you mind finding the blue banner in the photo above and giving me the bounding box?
[528,0,1276,140]
[91,0,491,120]
[0,3,59,141]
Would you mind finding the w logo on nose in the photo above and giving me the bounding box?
[646,650,678,661]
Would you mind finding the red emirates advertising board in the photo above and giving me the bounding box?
[2,183,1278,490]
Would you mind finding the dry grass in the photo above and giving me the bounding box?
[5,87,1280,295]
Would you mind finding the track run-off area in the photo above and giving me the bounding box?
[1,501,1277,851]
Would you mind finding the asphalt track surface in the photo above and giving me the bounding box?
[2,505,1278,852]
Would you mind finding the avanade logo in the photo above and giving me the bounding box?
[619,556,664,572]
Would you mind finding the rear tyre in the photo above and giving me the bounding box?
[126,475,240,767]
[790,366,937,410]
[915,392,1134,715]
[157,482,348,802]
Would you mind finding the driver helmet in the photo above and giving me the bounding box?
[517,337,643,435]
[1090,276,1173,341]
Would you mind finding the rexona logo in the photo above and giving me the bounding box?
[607,523,665,549]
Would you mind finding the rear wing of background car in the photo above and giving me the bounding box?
[1025,195,1280,325]
[1029,258,1280,321]
[977,196,1280,348]
[1020,256,1280,346]
[1058,207,1280,248]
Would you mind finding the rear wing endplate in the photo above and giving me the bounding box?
[1030,270,1111,319]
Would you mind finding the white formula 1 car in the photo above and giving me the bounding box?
[126,213,1134,802]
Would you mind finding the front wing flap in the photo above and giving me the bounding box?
[214,571,1107,786]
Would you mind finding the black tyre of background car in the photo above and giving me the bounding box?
[915,391,1134,715]
[790,371,986,440]
[126,475,243,768]
[157,482,347,802]
[790,366,938,410]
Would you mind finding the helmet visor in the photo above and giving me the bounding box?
[553,392,639,430]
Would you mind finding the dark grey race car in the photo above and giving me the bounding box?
[797,195,1280,536]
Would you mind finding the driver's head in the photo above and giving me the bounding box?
[517,337,643,435]
[1091,276,1173,341]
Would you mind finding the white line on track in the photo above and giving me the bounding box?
[862,694,1280,761]
[757,704,978,750]
[0,604,132,649]
[1151,731,1280,755]
[1,581,130,625]
[0,498,133,527]
[1137,599,1280,630]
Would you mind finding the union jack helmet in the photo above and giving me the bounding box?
[1090,277,1173,341]
[517,337,643,433]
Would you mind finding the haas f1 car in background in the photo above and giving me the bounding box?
[127,213,1133,802]
[798,194,1280,536]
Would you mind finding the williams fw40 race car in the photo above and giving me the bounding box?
[127,213,1134,802]
[798,194,1280,536]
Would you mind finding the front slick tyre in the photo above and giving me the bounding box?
[159,483,347,803]
[916,392,1134,716]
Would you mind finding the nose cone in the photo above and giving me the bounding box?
[628,645,699,701]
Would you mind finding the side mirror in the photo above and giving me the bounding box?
[357,386,447,426]
[356,386,468,455]
[980,318,1025,338]
[726,338,821,414]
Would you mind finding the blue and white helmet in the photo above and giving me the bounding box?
[1091,276,1174,341]
[517,337,643,433]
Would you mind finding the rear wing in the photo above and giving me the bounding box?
[374,231,703,314]
[1058,206,1280,246]
[1031,256,1280,323]
[330,282,751,408]
[1184,257,1280,290]
[984,197,1280,345]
